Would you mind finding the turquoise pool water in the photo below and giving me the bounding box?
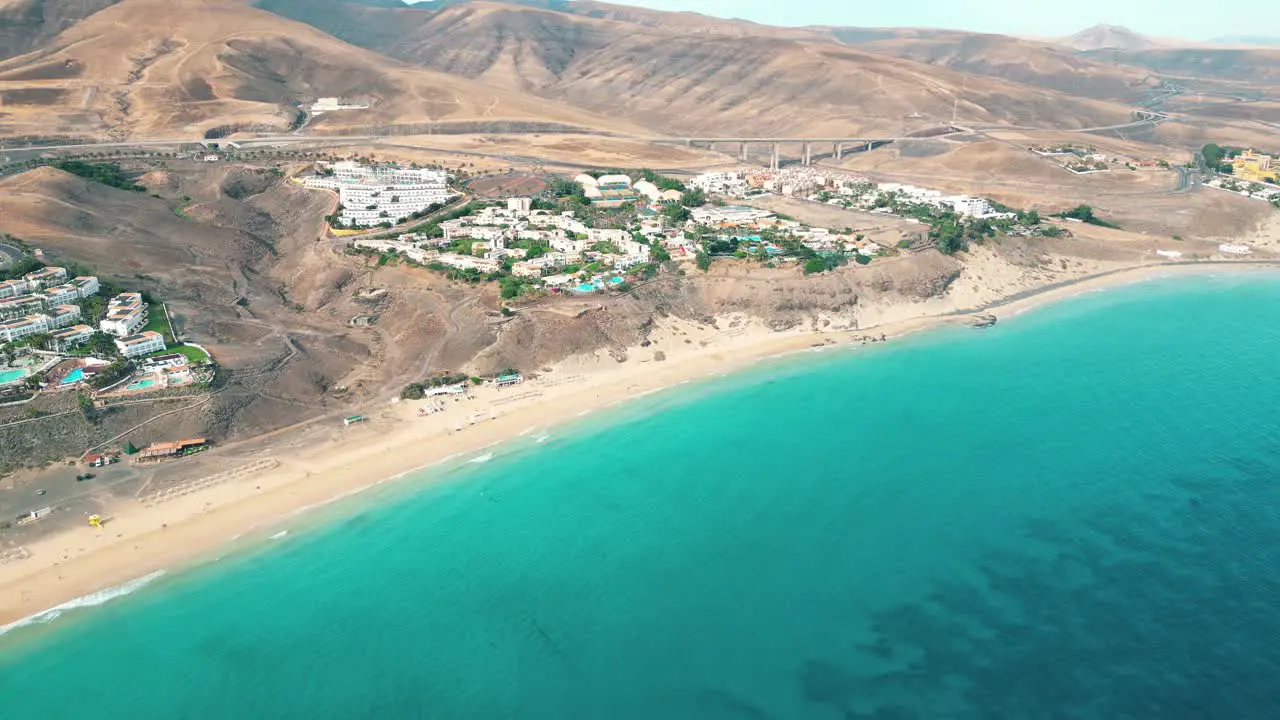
[126,379,156,391]
[575,277,625,293]
[60,368,84,385]
[0,368,27,385]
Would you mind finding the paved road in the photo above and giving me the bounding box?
[0,242,24,271]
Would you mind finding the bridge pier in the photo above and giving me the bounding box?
[803,142,812,166]
[771,142,779,171]
[834,142,843,160]
[739,141,748,162]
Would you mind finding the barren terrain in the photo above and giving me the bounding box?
[0,0,650,141]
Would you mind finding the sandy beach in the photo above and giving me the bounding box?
[3,260,1279,629]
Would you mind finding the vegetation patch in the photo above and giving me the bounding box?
[1055,205,1121,229]
[51,161,146,192]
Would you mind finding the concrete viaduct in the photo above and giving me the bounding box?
[636,127,968,168]
[632,137,895,169]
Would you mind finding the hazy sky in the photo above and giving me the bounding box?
[574,0,1258,40]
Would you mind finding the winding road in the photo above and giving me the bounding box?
[0,242,23,271]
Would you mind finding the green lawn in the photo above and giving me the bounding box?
[143,304,175,343]
[145,343,211,365]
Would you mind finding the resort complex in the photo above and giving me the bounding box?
[0,261,214,407]
[1231,150,1278,184]
[352,196,652,292]
[302,161,456,227]
[348,161,1073,295]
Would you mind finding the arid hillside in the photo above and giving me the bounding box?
[1062,25,1161,52]
[0,158,982,469]
[255,0,1136,136]
[831,139,1274,239]
[0,0,118,60]
[826,28,1160,103]
[1080,47,1280,86]
[0,0,648,140]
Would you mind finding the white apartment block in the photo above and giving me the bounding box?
[587,229,630,245]
[433,254,500,273]
[951,197,994,217]
[511,261,547,278]
[0,314,51,343]
[511,252,577,278]
[115,330,166,358]
[101,292,148,337]
[39,283,80,308]
[48,324,94,352]
[73,276,101,298]
[48,305,82,329]
[443,224,507,242]
[0,294,45,320]
[23,266,68,289]
[543,213,589,236]
[550,235,588,255]
[304,162,454,228]
[517,228,564,243]
[0,279,30,300]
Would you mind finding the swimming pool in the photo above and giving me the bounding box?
[126,379,157,391]
[573,277,626,293]
[60,368,85,385]
[0,368,28,385]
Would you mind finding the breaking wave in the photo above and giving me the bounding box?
[0,570,166,637]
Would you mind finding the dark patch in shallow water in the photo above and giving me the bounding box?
[830,465,1280,718]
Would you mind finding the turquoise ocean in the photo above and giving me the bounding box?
[3,271,1280,718]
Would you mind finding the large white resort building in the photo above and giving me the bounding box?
[303,161,455,228]
[100,292,148,337]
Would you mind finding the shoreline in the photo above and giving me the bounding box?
[2,260,1279,631]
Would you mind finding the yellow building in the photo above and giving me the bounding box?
[1232,149,1278,183]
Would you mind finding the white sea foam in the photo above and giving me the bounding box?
[268,530,289,540]
[467,452,494,464]
[534,433,551,444]
[0,570,166,636]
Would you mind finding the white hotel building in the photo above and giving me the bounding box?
[49,324,94,352]
[115,330,167,358]
[0,279,30,300]
[39,283,81,308]
[0,314,51,343]
[101,292,148,337]
[303,161,455,228]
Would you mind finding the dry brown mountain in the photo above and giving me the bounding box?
[256,0,1135,136]
[0,0,119,60]
[0,0,649,140]
[1062,25,1160,52]
[825,27,1160,102]
[1080,47,1280,86]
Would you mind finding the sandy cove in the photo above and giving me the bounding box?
[3,260,1279,628]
